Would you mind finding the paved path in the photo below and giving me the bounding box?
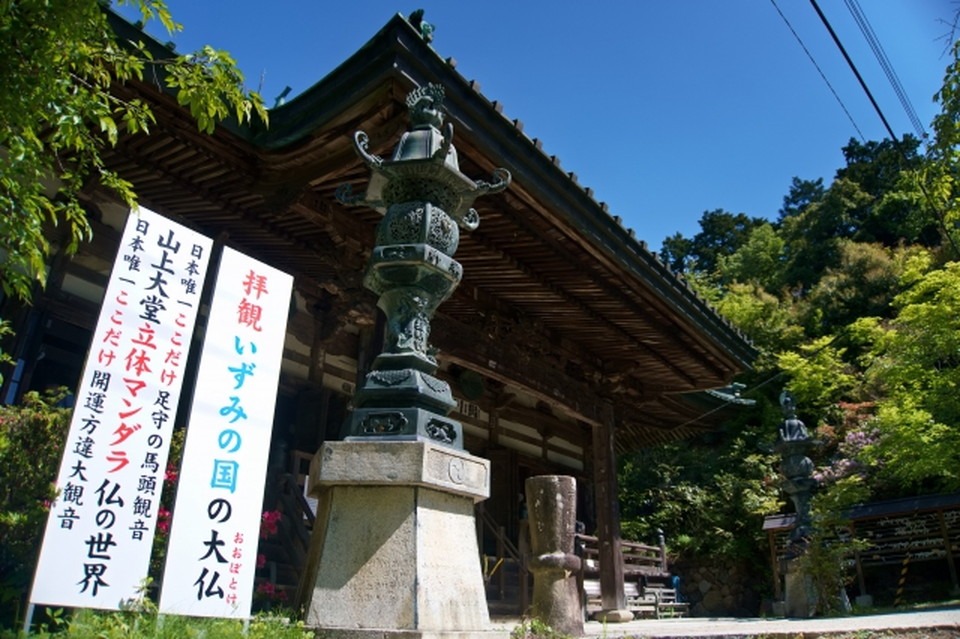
[493,607,960,637]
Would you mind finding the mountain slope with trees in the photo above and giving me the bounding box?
[618,36,960,609]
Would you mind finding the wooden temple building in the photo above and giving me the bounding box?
[1,12,756,614]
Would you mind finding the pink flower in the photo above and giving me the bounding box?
[156,508,172,534]
[257,553,266,569]
[255,581,287,601]
[259,510,282,538]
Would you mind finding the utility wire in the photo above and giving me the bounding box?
[808,0,899,143]
[809,0,960,257]
[844,0,926,140]
[769,0,866,141]
[673,3,959,435]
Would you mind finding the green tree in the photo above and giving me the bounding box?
[856,260,960,492]
[0,0,266,310]
[801,241,904,337]
[618,415,781,562]
[660,209,765,274]
[716,222,786,291]
[779,177,873,291]
[926,39,960,256]
[835,136,932,246]
[714,282,802,357]
[778,176,825,221]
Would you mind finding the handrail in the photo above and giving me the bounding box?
[476,506,530,612]
[477,506,522,565]
[279,472,316,528]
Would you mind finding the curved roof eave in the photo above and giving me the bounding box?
[112,9,757,374]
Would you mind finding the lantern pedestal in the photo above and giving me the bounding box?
[301,441,501,639]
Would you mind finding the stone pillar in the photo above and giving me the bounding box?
[302,440,496,639]
[525,476,583,637]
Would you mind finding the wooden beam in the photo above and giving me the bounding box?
[432,319,605,427]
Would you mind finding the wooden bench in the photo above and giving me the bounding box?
[642,579,690,618]
[576,534,688,619]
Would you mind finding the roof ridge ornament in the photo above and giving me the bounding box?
[408,9,434,43]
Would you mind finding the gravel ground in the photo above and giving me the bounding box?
[494,606,960,638]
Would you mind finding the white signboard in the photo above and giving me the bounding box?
[159,246,292,617]
[30,207,212,609]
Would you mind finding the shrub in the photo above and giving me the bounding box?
[0,389,72,628]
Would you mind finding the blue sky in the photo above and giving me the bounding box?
[120,1,953,251]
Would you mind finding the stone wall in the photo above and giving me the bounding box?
[674,560,765,617]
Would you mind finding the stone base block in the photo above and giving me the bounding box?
[308,440,489,501]
[784,569,817,618]
[303,441,491,634]
[591,609,634,623]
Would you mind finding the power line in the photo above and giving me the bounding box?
[809,0,960,257]
[769,0,866,141]
[843,0,926,140]
[808,0,899,143]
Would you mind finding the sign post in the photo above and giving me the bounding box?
[159,246,292,618]
[29,207,212,611]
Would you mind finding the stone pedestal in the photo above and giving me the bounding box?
[854,594,873,608]
[783,560,817,618]
[302,441,499,639]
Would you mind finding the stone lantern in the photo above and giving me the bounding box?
[774,390,820,618]
[300,84,510,639]
[336,83,510,449]
[774,391,817,550]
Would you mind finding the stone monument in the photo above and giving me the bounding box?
[525,476,583,637]
[300,83,511,639]
[774,390,819,618]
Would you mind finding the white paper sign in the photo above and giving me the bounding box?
[159,246,292,617]
[30,207,212,609]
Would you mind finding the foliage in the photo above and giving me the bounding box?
[509,617,570,639]
[714,282,802,357]
[622,27,960,606]
[0,389,71,628]
[0,0,267,308]
[924,38,960,256]
[2,604,313,639]
[778,177,825,221]
[777,337,857,414]
[619,407,783,564]
[793,476,870,617]
[659,209,766,273]
[716,222,786,291]
[801,241,904,337]
[850,260,960,493]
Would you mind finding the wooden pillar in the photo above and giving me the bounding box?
[488,405,500,447]
[851,522,868,598]
[591,404,631,621]
[768,530,782,601]
[938,509,959,592]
